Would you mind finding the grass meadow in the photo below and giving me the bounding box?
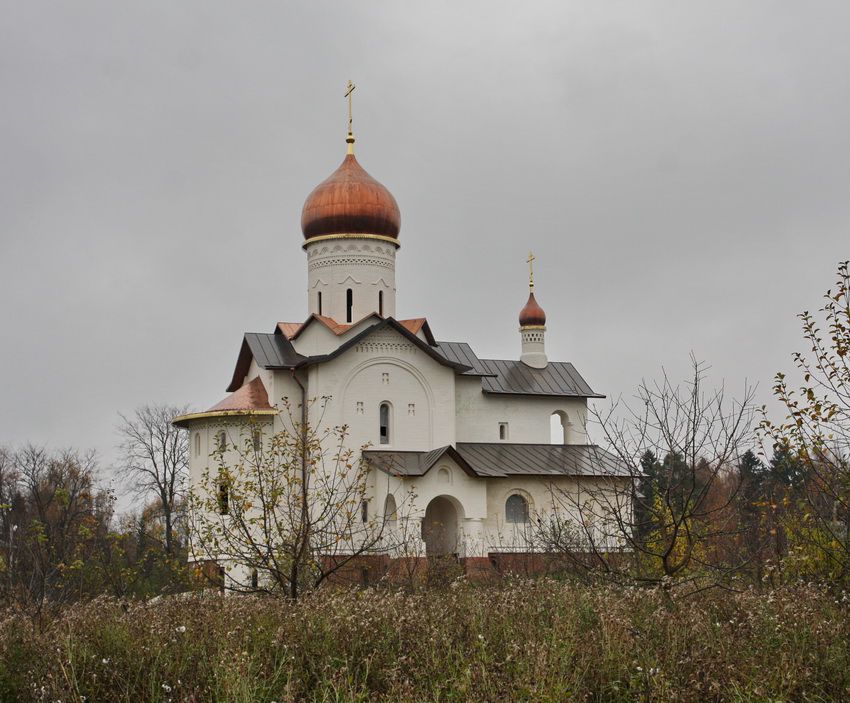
[1,579,849,702]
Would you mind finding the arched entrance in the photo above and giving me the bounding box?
[422,496,460,557]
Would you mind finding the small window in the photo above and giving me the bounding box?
[194,433,201,456]
[551,411,568,444]
[346,288,353,323]
[251,569,259,589]
[317,291,322,315]
[378,290,384,316]
[384,494,398,527]
[218,566,226,594]
[252,430,261,452]
[499,422,509,441]
[217,473,229,515]
[217,430,227,451]
[379,403,390,444]
[361,499,369,523]
[506,494,529,524]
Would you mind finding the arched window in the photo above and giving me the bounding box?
[217,471,229,515]
[252,430,261,453]
[216,430,227,451]
[378,290,384,316]
[346,288,353,323]
[505,494,529,524]
[194,432,201,456]
[383,494,398,527]
[317,291,322,315]
[550,411,569,444]
[361,499,369,523]
[379,402,390,445]
[251,568,259,589]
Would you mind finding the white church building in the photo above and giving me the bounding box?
[174,106,627,583]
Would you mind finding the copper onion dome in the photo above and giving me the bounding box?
[519,291,546,327]
[301,152,401,241]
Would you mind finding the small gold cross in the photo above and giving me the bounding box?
[344,80,356,134]
[527,251,535,289]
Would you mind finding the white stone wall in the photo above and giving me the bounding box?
[292,326,457,453]
[305,238,397,322]
[454,376,590,444]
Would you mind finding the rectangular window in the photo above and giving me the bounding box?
[361,499,369,523]
[252,430,261,452]
[499,422,509,441]
[317,291,322,315]
[346,288,353,323]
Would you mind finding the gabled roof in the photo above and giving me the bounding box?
[363,445,476,477]
[301,318,471,372]
[364,443,627,478]
[280,312,382,341]
[227,318,470,391]
[436,341,603,398]
[226,333,305,391]
[397,318,436,345]
[277,314,436,345]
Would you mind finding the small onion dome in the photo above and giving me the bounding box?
[519,291,546,327]
[301,153,401,240]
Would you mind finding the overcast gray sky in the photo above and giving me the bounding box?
[1,1,848,489]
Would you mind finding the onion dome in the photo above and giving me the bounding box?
[519,291,546,327]
[301,152,401,241]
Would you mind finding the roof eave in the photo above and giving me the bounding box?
[172,408,278,429]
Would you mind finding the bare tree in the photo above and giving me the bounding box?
[534,357,756,591]
[188,399,408,599]
[118,405,190,557]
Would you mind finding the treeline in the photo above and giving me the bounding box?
[0,411,193,617]
[1,263,849,609]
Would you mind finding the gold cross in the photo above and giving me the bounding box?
[344,80,356,136]
[527,251,535,290]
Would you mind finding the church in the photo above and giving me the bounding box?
[174,90,628,585]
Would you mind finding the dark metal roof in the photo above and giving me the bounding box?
[435,342,496,376]
[363,443,628,478]
[246,333,305,368]
[226,334,306,391]
[228,320,471,391]
[363,445,475,477]
[303,319,471,373]
[435,341,603,397]
[455,443,628,477]
[478,359,603,398]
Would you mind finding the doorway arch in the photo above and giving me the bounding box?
[422,496,462,557]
